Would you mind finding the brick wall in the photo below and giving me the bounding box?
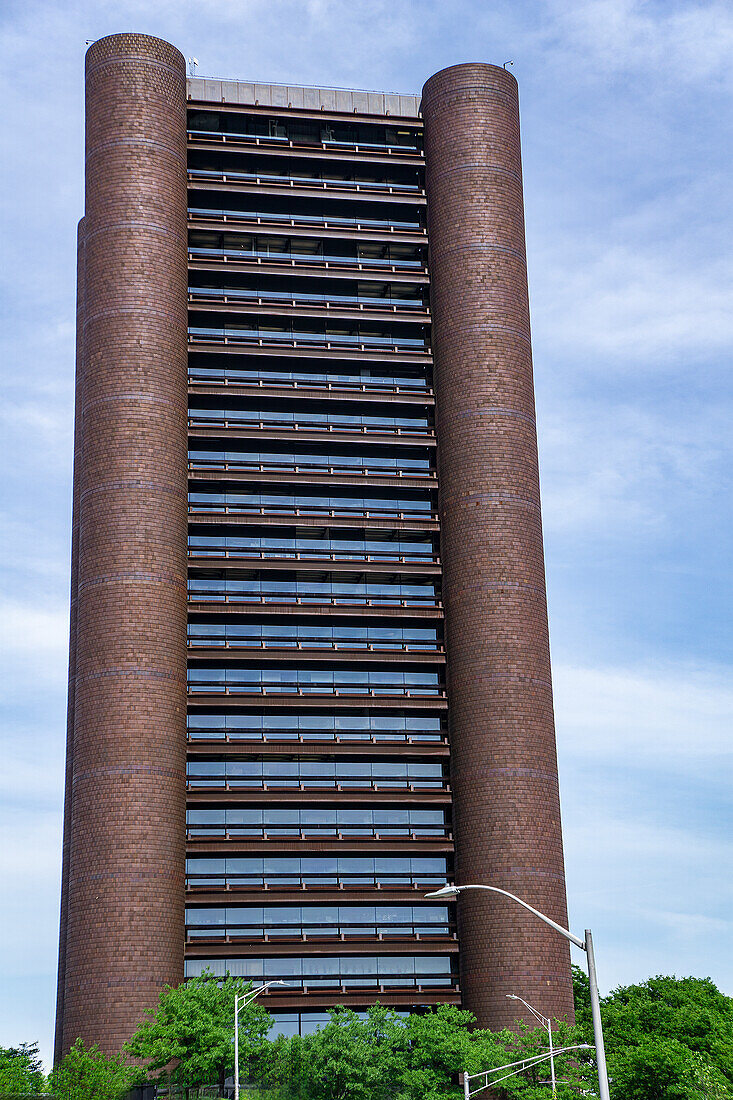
[422,63,574,1030]
[59,33,189,1055]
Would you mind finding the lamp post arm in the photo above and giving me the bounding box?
[507,995,549,1029]
[241,979,283,1007]
[464,1045,591,1096]
[455,884,586,950]
[441,883,609,1100]
[235,980,285,1100]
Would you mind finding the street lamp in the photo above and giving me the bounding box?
[506,994,557,1098]
[425,883,610,1100]
[234,980,287,1100]
[462,1045,591,1096]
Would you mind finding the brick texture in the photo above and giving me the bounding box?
[54,218,86,1064]
[422,63,574,1029]
[58,33,189,1055]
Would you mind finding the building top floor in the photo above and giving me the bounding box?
[187,76,422,121]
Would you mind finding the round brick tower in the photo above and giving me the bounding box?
[54,218,86,1064]
[422,63,574,1029]
[60,34,189,1054]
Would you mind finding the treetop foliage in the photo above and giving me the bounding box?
[4,969,731,1099]
[0,1041,46,1095]
[124,972,272,1089]
[48,1038,133,1100]
[573,966,733,1097]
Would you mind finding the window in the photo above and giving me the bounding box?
[186,805,449,840]
[187,572,439,607]
[186,711,446,742]
[188,404,431,432]
[188,229,426,268]
[185,854,448,887]
[184,955,455,988]
[185,903,452,939]
[186,666,442,696]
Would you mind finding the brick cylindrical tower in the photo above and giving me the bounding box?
[422,63,574,1029]
[55,218,86,1065]
[60,34,189,1055]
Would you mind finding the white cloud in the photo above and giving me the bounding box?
[0,601,69,708]
[641,908,732,937]
[547,0,733,86]
[0,813,62,978]
[534,245,733,367]
[0,741,64,807]
[556,658,733,992]
[554,661,733,761]
[562,798,733,991]
[0,602,68,659]
[539,399,732,539]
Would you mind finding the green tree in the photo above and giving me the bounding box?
[572,969,733,1099]
[49,1038,132,1100]
[469,1021,595,1100]
[0,1042,46,1094]
[124,971,272,1090]
[397,1004,477,1100]
[610,1036,731,1100]
[268,1004,409,1100]
[601,975,733,1086]
[266,1002,595,1100]
[572,962,592,1036]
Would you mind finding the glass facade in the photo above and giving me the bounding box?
[188,487,434,516]
[186,807,448,837]
[185,855,448,888]
[187,530,437,561]
[187,621,440,648]
[188,402,431,431]
[185,903,452,938]
[186,757,445,787]
[189,231,426,269]
[186,667,442,695]
[186,712,446,741]
[185,101,455,1017]
[187,574,439,605]
[184,955,456,988]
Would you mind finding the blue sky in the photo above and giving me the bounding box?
[1,0,731,1070]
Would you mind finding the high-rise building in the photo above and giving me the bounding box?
[55,32,574,1059]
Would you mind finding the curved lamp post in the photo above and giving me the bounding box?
[425,883,610,1100]
[506,994,557,1097]
[234,980,287,1100]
